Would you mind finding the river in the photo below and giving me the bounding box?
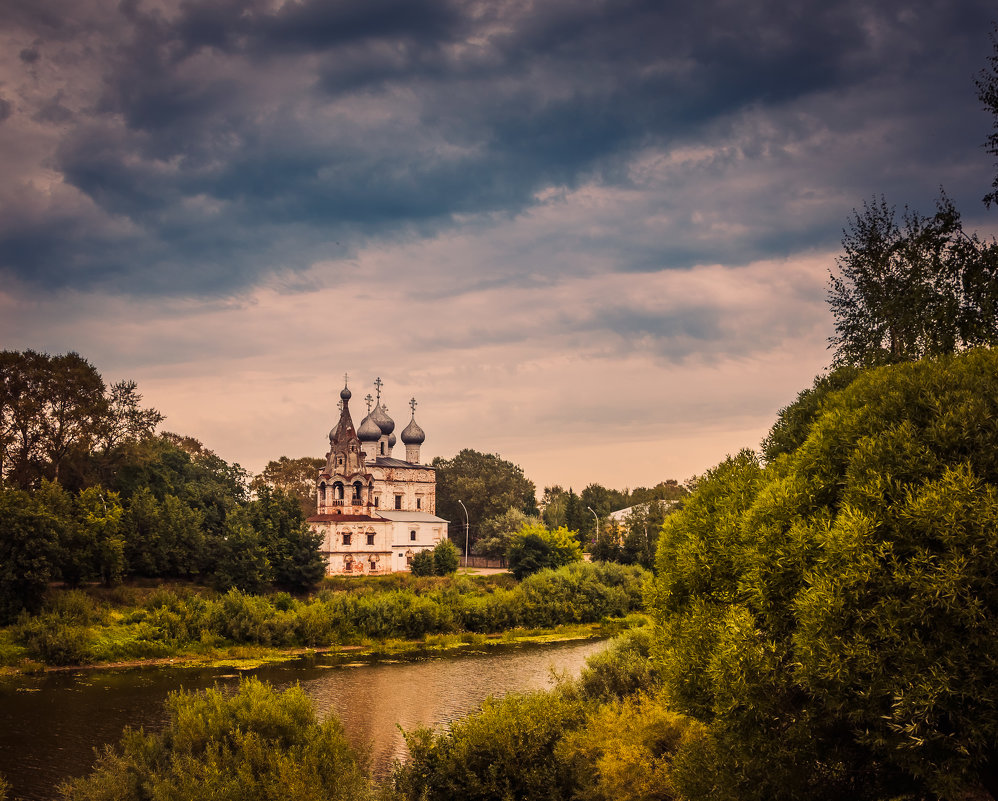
[0,638,609,800]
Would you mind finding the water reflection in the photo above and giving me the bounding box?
[0,639,608,800]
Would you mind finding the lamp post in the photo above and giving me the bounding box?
[587,505,599,545]
[458,499,469,568]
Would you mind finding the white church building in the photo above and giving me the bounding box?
[307,378,448,575]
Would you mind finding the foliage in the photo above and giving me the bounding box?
[473,506,541,558]
[392,629,689,801]
[506,523,583,580]
[556,694,687,801]
[761,366,861,461]
[210,510,273,594]
[431,449,537,548]
[431,539,460,575]
[247,486,324,592]
[408,549,435,577]
[828,194,998,366]
[5,564,648,666]
[59,678,371,801]
[977,23,998,208]
[575,627,661,703]
[250,456,325,518]
[652,349,998,800]
[0,487,62,623]
[394,690,587,801]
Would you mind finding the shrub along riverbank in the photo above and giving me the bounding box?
[0,561,648,670]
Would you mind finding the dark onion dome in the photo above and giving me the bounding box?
[370,402,395,435]
[388,432,396,449]
[340,384,352,401]
[358,413,381,442]
[401,416,425,444]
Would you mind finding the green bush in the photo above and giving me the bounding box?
[432,539,460,575]
[409,550,435,577]
[60,678,371,801]
[507,524,582,580]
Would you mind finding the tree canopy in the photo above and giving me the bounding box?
[431,449,537,546]
[652,348,998,800]
[827,194,998,367]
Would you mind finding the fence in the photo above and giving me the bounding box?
[460,556,508,569]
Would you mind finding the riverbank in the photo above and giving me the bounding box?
[2,618,639,676]
[0,562,649,675]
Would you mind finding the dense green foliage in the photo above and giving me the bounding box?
[431,539,460,574]
[472,506,541,559]
[408,541,459,576]
[250,455,325,518]
[60,678,370,801]
[432,449,538,547]
[652,349,998,800]
[506,524,583,580]
[3,563,647,667]
[391,628,687,801]
[828,194,998,367]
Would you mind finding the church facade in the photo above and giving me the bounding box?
[306,378,448,575]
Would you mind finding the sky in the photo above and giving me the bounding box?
[1,0,997,496]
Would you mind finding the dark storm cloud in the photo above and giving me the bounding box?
[0,0,995,295]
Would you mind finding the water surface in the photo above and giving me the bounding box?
[0,638,608,800]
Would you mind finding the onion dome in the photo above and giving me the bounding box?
[340,384,352,401]
[370,403,395,436]
[358,413,381,442]
[401,416,425,445]
[388,432,397,449]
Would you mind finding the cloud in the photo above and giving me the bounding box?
[0,0,994,296]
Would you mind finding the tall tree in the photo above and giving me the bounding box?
[977,24,998,208]
[247,486,324,592]
[828,194,998,366]
[431,449,537,547]
[251,456,325,518]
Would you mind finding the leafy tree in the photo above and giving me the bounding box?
[653,349,998,801]
[251,456,325,518]
[540,485,568,528]
[211,510,272,593]
[507,523,582,580]
[95,380,163,452]
[977,24,998,208]
[0,487,62,622]
[828,193,998,366]
[0,350,107,488]
[473,506,541,558]
[59,678,371,801]
[76,487,126,587]
[563,488,588,546]
[121,488,206,578]
[431,449,537,547]
[432,539,460,575]
[248,486,324,592]
[409,549,436,576]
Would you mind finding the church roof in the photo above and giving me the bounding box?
[372,456,432,469]
[376,511,449,523]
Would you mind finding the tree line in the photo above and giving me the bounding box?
[0,350,324,623]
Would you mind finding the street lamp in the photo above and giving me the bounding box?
[587,506,599,540]
[458,500,469,568]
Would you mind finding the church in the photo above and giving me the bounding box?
[306,377,448,575]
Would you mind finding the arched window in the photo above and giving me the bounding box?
[319,484,326,503]
[333,482,344,500]
[352,481,363,501]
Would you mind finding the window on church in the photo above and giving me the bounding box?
[416,497,422,510]
[395,494,402,510]
[410,530,416,541]
[342,533,351,546]
[367,533,375,545]
[374,496,379,507]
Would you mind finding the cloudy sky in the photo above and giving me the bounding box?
[1,0,996,495]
